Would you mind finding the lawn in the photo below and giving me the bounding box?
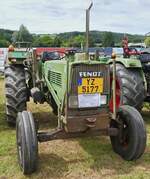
[0,78,150,179]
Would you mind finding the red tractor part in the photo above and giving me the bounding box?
[8,45,15,52]
[34,48,74,60]
[109,78,121,113]
[122,36,141,57]
[35,48,71,56]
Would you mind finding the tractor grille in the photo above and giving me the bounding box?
[48,71,62,87]
[70,63,110,95]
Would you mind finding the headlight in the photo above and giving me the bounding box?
[68,95,78,108]
[101,95,107,105]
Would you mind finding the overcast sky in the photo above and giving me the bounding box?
[0,0,150,35]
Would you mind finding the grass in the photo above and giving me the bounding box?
[0,78,150,179]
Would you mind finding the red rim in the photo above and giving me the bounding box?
[109,78,121,112]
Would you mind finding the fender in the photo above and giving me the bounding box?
[107,57,142,68]
[107,57,147,94]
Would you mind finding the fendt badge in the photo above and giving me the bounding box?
[79,71,103,78]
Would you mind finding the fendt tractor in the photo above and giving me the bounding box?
[4,3,146,175]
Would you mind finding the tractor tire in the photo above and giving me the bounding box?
[110,105,146,161]
[5,65,27,125]
[110,64,145,110]
[16,111,38,175]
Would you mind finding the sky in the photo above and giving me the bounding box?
[0,0,150,35]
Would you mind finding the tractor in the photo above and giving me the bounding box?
[4,3,146,175]
[121,36,150,104]
[102,36,146,111]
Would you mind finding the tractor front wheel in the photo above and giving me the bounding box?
[16,111,38,175]
[110,105,146,161]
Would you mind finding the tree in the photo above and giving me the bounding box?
[11,24,32,43]
[0,39,10,47]
[62,35,85,48]
[144,37,150,47]
[102,32,115,47]
[32,35,53,47]
[40,35,53,47]
[74,35,85,47]
[53,36,62,47]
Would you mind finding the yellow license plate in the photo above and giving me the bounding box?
[78,78,104,94]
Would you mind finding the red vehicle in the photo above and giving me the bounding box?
[122,36,141,57]
[35,47,70,56]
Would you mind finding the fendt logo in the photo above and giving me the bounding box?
[79,71,103,78]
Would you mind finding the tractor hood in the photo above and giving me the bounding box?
[43,59,110,111]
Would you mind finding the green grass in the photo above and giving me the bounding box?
[0,78,150,179]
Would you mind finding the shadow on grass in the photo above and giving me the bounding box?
[33,111,57,130]
[35,153,68,179]
[78,136,150,176]
[0,101,15,131]
[32,108,150,176]
[142,110,150,124]
[32,153,86,179]
[77,109,150,175]
[76,109,150,175]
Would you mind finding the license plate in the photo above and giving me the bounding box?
[78,78,104,94]
[78,93,101,108]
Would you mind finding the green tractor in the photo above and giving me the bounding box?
[109,36,147,111]
[4,3,146,175]
[107,55,146,111]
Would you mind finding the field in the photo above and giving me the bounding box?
[0,78,150,179]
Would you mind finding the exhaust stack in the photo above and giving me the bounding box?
[85,1,93,60]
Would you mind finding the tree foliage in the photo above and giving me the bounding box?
[0,39,10,47]
[12,24,32,43]
[102,32,115,47]
[0,26,146,48]
[53,36,62,47]
[144,37,150,47]
[32,35,59,47]
[62,35,85,47]
[0,29,13,47]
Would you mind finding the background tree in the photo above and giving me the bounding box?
[11,24,32,43]
[102,32,115,47]
[0,30,12,47]
[0,39,10,47]
[0,27,145,48]
[73,35,85,47]
[144,37,150,47]
[61,35,85,48]
[53,36,62,47]
[32,35,53,47]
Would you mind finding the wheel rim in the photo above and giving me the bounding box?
[109,78,121,112]
[111,118,130,149]
[117,115,130,149]
[120,124,129,148]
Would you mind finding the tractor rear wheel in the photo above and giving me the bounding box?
[16,111,38,175]
[110,105,146,161]
[110,64,145,110]
[5,65,27,125]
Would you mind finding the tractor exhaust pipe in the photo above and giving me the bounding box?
[85,1,93,60]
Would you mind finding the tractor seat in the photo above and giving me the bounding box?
[42,51,61,62]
